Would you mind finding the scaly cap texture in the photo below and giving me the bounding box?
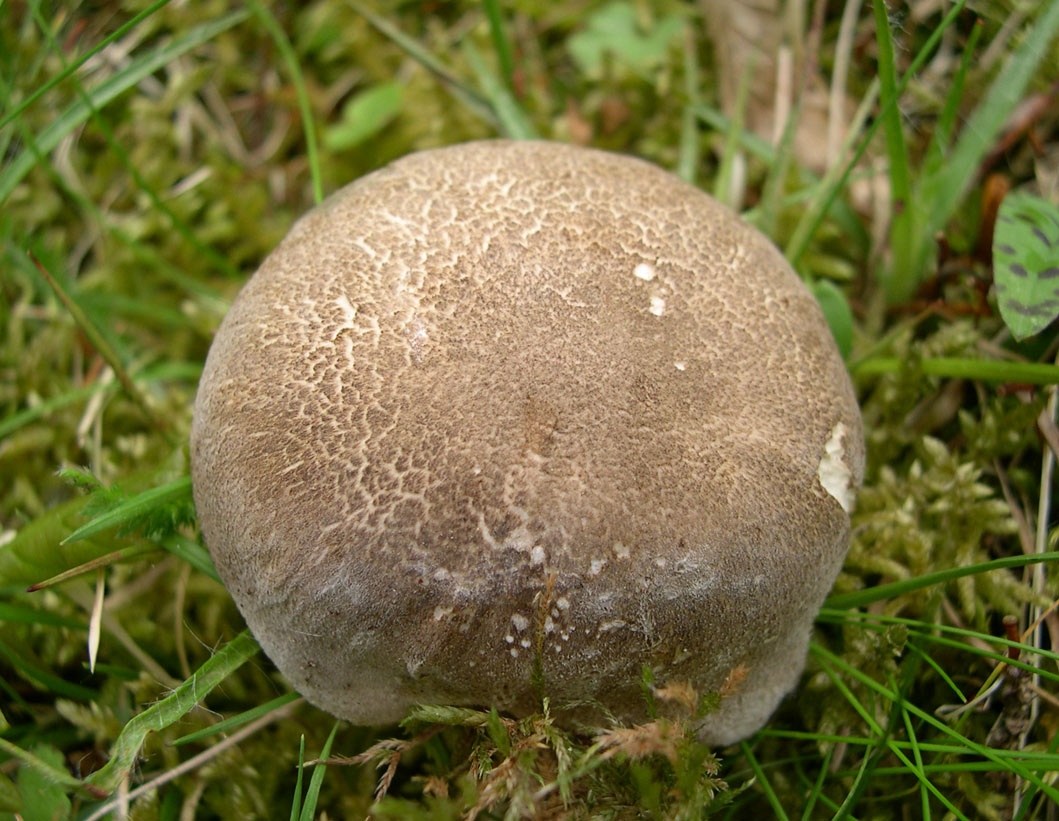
[190,140,864,744]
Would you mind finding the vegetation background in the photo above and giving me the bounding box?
[2,0,1059,818]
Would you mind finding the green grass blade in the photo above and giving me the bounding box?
[290,735,306,821]
[850,356,1059,385]
[906,630,1059,684]
[812,642,1059,804]
[0,638,97,701]
[709,59,754,205]
[872,0,915,303]
[0,361,200,441]
[824,551,1059,609]
[677,26,700,185]
[1013,725,1059,821]
[246,0,323,204]
[172,692,301,747]
[348,1,497,128]
[0,602,84,630]
[757,93,800,241]
[25,7,241,282]
[0,9,250,206]
[0,382,100,440]
[159,534,220,583]
[482,0,515,90]
[85,630,260,794]
[784,0,967,269]
[904,641,966,703]
[818,608,1059,672]
[909,0,1059,285]
[697,101,870,251]
[0,0,171,130]
[811,279,854,358]
[817,656,968,820]
[300,721,341,821]
[62,477,192,544]
[738,741,789,821]
[798,744,832,820]
[921,19,983,181]
[462,39,537,139]
[27,250,173,439]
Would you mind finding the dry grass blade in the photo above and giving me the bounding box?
[594,720,684,765]
[28,252,172,440]
[311,726,444,801]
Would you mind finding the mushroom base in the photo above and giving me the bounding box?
[228,522,847,745]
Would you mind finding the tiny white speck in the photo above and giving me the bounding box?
[530,545,546,565]
[588,558,606,577]
[520,639,531,648]
[614,542,631,560]
[433,606,452,621]
[556,596,570,611]
[433,568,450,581]
[674,361,686,371]
[634,262,656,281]
[510,648,519,658]
[649,296,665,316]
[553,644,563,653]
[469,661,476,667]
[544,616,555,633]
[505,634,514,644]
[654,558,667,568]
[511,613,530,631]
[599,619,627,633]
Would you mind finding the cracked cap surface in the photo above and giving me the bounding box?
[190,140,864,744]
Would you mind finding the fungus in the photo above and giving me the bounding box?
[190,140,864,745]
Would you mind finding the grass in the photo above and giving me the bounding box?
[2,0,1059,818]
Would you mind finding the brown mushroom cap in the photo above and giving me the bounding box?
[190,140,864,745]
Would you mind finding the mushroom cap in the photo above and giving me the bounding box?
[190,140,864,745]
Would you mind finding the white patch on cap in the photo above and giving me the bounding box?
[674,361,686,371]
[634,263,656,281]
[433,606,452,621]
[818,422,855,513]
[649,296,665,316]
[511,613,530,632]
[529,545,546,565]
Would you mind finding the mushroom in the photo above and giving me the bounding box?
[190,140,864,745]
